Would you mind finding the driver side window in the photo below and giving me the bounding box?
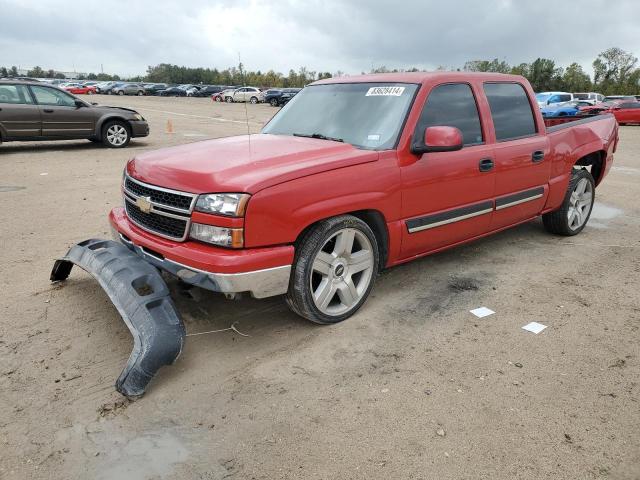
[30,86,76,107]
[415,83,484,146]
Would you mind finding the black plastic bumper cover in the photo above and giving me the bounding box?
[50,239,185,397]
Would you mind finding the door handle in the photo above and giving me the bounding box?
[532,150,545,162]
[479,158,494,172]
[43,109,54,113]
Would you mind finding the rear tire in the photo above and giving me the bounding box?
[286,215,379,324]
[137,91,144,96]
[102,120,131,148]
[118,90,124,96]
[542,169,595,236]
[250,96,258,104]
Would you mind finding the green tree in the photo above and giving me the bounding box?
[510,63,530,77]
[593,47,638,94]
[9,66,18,77]
[464,58,510,73]
[0,67,7,77]
[27,66,45,78]
[562,63,591,92]
[528,58,564,91]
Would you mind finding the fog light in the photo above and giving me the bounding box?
[189,223,243,248]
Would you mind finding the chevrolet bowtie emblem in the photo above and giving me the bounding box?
[136,196,153,214]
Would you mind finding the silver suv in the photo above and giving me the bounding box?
[112,83,145,96]
[225,87,264,104]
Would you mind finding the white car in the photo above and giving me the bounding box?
[573,92,604,104]
[225,87,264,104]
[535,91,574,108]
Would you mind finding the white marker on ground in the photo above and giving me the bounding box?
[522,322,548,334]
[470,307,495,318]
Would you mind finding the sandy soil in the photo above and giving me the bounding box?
[0,96,638,480]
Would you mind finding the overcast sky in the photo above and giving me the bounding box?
[1,0,639,77]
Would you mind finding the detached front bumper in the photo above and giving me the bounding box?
[109,207,293,298]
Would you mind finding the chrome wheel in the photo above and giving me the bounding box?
[567,177,593,230]
[106,125,128,146]
[310,228,375,316]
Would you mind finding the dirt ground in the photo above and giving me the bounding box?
[1,96,639,480]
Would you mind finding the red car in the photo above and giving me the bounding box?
[54,72,618,395]
[610,101,640,125]
[62,83,96,95]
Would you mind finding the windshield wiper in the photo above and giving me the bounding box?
[293,132,344,143]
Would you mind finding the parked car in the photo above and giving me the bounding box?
[610,101,640,125]
[95,81,118,94]
[112,83,145,96]
[602,95,637,103]
[193,85,227,97]
[578,100,625,115]
[278,88,301,106]
[0,79,149,148]
[541,100,594,117]
[225,87,264,103]
[211,88,233,102]
[62,83,96,95]
[535,91,574,108]
[264,88,283,106]
[144,83,168,95]
[573,92,604,104]
[159,86,187,97]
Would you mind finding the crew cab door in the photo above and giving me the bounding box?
[29,85,95,138]
[0,83,41,138]
[483,82,551,230]
[400,83,496,258]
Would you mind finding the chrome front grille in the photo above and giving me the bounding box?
[123,175,197,241]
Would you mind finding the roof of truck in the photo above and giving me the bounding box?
[311,71,527,86]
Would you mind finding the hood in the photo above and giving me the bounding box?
[127,134,379,194]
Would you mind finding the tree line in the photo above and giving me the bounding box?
[2,47,638,94]
[377,47,639,95]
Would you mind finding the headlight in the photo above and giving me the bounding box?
[195,193,250,216]
[189,223,243,248]
[132,113,144,121]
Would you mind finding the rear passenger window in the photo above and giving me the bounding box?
[0,84,33,104]
[415,83,483,146]
[484,83,537,141]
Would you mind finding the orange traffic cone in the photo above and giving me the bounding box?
[166,119,175,134]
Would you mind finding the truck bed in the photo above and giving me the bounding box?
[543,113,605,129]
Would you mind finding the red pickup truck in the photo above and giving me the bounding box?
[52,72,619,395]
[112,72,618,323]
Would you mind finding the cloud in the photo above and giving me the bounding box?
[0,0,638,77]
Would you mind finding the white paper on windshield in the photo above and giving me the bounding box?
[365,86,405,96]
[367,134,381,141]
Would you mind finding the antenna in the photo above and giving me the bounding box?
[239,52,251,156]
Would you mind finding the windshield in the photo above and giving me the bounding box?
[535,93,552,103]
[262,82,419,150]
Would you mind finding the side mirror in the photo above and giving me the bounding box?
[411,126,463,155]
[74,99,86,108]
[613,106,621,110]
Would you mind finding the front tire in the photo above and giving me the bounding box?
[118,90,124,96]
[286,215,379,324]
[102,120,131,148]
[542,169,595,236]
[225,96,233,103]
